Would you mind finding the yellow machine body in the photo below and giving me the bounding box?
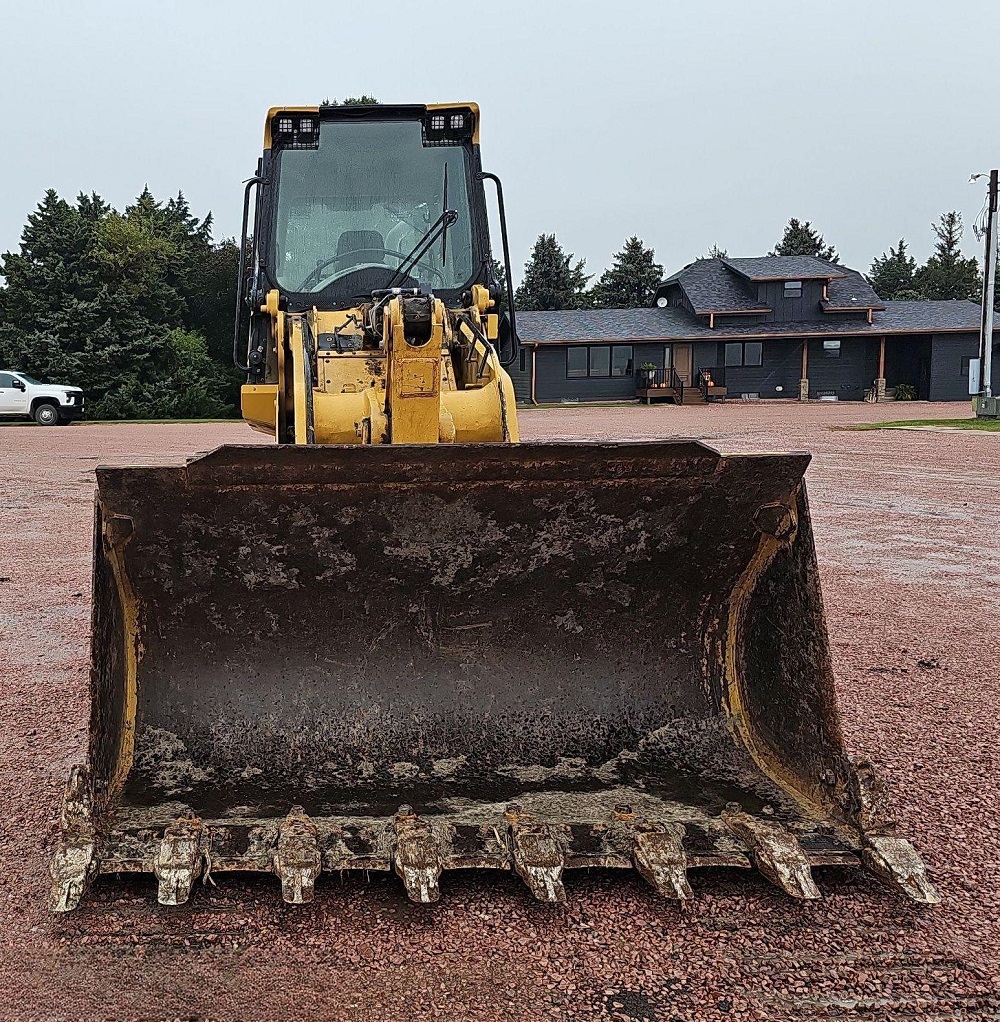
[240,287,518,447]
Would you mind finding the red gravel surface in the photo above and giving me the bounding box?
[1,402,997,1021]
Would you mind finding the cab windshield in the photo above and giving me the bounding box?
[271,119,475,298]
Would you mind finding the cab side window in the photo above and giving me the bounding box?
[0,373,14,388]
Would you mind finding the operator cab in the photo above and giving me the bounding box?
[258,105,489,312]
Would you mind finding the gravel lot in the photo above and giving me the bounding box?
[1,400,997,1021]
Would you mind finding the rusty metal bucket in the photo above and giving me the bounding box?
[51,442,938,910]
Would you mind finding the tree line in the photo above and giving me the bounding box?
[0,188,240,419]
[0,182,987,420]
[513,212,985,311]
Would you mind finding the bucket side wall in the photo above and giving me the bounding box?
[88,500,129,800]
[736,487,849,814]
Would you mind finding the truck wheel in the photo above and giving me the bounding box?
[33,403,60,426]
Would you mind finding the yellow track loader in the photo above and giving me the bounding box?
[51,103,937,912]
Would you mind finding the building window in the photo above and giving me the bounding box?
[663,345,673,368]
[725,342,763,367]
[589,346,610,377]
[784,281,802,298]
[611,345,633,377]
[519,348,526,373]
[823,339,841,358]
[567,347,588,378]
[961,355,974,377]
[566,345,631,378]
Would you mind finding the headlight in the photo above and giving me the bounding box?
[271,113,321,150]
[423,109,474,145]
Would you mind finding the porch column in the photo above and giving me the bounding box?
[875,336,886,400]
[799,340,809,401]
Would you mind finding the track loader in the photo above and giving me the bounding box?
[51,102,938,912]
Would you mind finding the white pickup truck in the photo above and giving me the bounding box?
[0,371,84,425]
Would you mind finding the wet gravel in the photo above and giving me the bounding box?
[1,403,997,1021]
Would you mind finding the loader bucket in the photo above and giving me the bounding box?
[51,442,938,911]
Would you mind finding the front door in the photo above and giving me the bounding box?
[673,344,693,385]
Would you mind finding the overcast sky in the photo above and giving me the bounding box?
[5,0,1000,283]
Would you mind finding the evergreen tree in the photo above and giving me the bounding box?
[913,212,981,301]
[867,238,918,299]
[186,239,241,366]
[706,244,728,259]
[514,234,592,311]
[590,236,664,308]
[0,190,104,336]
[94,328,234,419]
[0,190,125,397]
[770,218,839,262]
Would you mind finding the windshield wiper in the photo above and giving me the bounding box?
[384,208,459,290]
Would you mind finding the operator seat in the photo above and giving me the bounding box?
[336,230,385,266]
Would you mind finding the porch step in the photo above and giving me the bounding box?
[682,389,706,404]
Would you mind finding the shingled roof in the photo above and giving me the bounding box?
[824,267,886,311]
[516,300,987,345]
[657,255,885,316]
[722,256,847,281]
[516,308,688,342]
[659,259,771,315]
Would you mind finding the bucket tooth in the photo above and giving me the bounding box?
[154,817,204,906]
[50,765,97,913]
[507,810,567,904]
[273,806,321,905]
[722,811,821,900]
[863,835,940,905]
[50,836,97,913]
[393,806,442,904]
[631,824,693,900]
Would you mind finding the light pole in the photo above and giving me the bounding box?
[971,170,998,408]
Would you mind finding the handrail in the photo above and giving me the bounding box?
[233,175,264,373]
[476,172,519,369]
[670,366,684,404]
[637,367,684,401]
[697,366,726,397]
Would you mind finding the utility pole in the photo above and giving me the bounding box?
[977,169,998,403]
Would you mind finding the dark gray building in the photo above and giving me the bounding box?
[508,256,998,405]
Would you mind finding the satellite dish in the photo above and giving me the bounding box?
[656,297,668,308]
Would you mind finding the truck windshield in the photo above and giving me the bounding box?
[272,119,475,297]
